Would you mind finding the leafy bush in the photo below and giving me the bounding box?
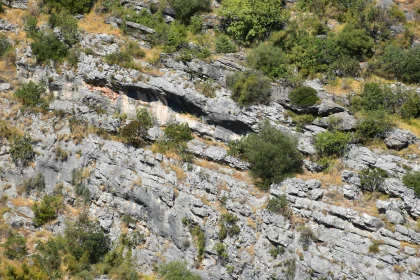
[10,135,36,167]
[267,195,292,219]
[14,81,47,107]
[336,24,374,59]
[239,122,302,189]
[360,167,388,192]
[288,112,316,131]
[20,173,45,195]
[32,195,62,226]
[48,11,79,46]
[43,0,95,14]
[246,43,287,79]
[269,245,285,259]
[65,212,111,264]
[105,51,137,69]
[159,123,193,149]
[289,86,319,107]
[355,110,393,143]
[359,83,396,112]
[379,44,420,83]
[158,261,201,280]
[215,35,237,54]
[227,70,272,106]
[403,172,420,196]
[314,131,351,158]
[400,91,420,120]
[169,0,211,24]
[0,34,11,57]
[213,242,228,260]
[219,0,289,44]
[4,233,27,260]
[31,32,69,63]
[189,225,205,260]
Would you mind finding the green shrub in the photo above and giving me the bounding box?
[10,135,36,167]
[14,81,47,107]
[31,32,69,63]
[355,110,393,143]
[4,233,27,260]
[219,0,289,44]
[400,91,420,119]
[227,70,272,106]
[267,195,292,219]
[379,44,420,83]
[49,11,79,46]
[336,24,374,59]
[218,213,240,240]
[160,123,193,149]
[189,225,205,260]
[105,51,134,68]
[120,109,153,147]
[360,167,388,192]
[24,15,39,38]
[0,34,11,57]
[298,226,316,251]
[32,195,62,226]
[289,112,316,131]
[314,131,351,158]
[215,35,237,54]
[269,245,285,259]
[289,86,319,107]
[359,83,396,112]
[43,0,95,14]
[403,172,420,196]
[169,0,211,24]
[246,43,287,79]
[213,242,228,260]
[65,212,111,264]
[158,261,201,280]
[238,121,302,189]
[189,14,204,34]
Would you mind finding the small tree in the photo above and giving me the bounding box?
[267,195,292,219]
[31,32,68,63]
[0,34,11,57]
[169,0,211,24]
[215,35,237,54]
[227,70,272,106]
[239,121,303,189]
[33,195,62,226]
[289,86,319,107]
[355,110,393,143]
[360,167,388,192]
[246,43,287,79]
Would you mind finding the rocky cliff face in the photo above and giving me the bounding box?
[2,6,420,280]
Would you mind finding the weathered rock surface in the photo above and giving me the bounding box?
[384,129,417,150]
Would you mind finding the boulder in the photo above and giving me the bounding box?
[385,210,404,224]
[312,111,357,131]
[384,129,417,150]
[317,99,346,117]
[341,184,361,200]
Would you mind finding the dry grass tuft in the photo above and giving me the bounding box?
[78,9,122,36]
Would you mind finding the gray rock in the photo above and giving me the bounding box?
[312,111,357,131]
[1,0,28,9]
[303,160,324,173]
[384,129,417,150]
[317,99,346,117]
[341,170,361,187]
[385,210,404,224]
[341,184,361,200]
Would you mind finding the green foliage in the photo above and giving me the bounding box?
[227,70,272,106]
[314,131,351,158]
[10,135,36,167]
[269,245,285,259]
[169,0,211,24]
[290,113,316,132]
[368,239,384,254]
[360,167,388,192]
[403,172,420,196]
[120,109,154,148]
[189,15,204,34]
[289,86,319,107]
[24,15,39,38]
[32,195,62,226]
[43,0,95,14]
[105,51,138,70]
[31,32,69,63]
[101,247,139,279]
[3,233,27,260]
[246,43,287,79]
[284,258,296,280]
[336,24,374,59]
[158,261,201,280]
[219,0,289,44]
[298,226,316,251]
[157,122,193,154]
[359,83,396,112]
[48,11,79,46]
[238,122,303,189]
[400,91,420,119]
[65,212,111,264]
[267,195,292,219]
[213,242,228,261]
[355,110,393,143]
[189,225,205,260]
[215,35,237,54]
[218,213,240,240]
[0,34,11,57]
[14,81,47,107]
[379,44,420,83]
